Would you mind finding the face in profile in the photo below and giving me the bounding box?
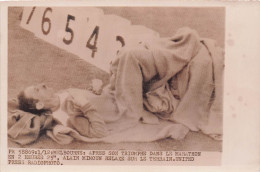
[23,83,55,104]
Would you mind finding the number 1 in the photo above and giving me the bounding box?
[26,7,36,24]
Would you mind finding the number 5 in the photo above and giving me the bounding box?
[63,14,75,45]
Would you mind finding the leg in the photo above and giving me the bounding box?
[171,45,214,131]
[110,46,159,124]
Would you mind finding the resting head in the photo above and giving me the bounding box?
[18,83,60,114]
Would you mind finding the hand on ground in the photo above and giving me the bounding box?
[86,79,103,95]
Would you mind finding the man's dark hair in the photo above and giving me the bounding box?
[17,91,48,115]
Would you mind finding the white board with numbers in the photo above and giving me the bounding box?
[20,7,160,72]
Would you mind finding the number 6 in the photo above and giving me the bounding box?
[41,7,52,35]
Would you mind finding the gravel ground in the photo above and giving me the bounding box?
[8,7,223,151]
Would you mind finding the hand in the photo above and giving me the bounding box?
[86,79,103,95]
[71,95,90,108]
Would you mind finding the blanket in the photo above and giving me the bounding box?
[8,96,189,145]
[8,27,223,145]
[109,27,224,139]
[8,99,53,145]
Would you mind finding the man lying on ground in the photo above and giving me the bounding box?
[17,83,115,138]
[14,81,191,145]
[17,27,223,142]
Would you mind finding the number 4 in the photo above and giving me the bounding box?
[86,26,99,58]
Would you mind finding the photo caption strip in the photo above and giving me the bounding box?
[8,148,221,166]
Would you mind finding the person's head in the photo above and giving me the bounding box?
[18,83,56,114]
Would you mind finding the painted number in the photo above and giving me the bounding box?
[26,7,36,24]
[41,7,52,35]
[86,26,99,58]
[116,36,125,47]
[63,14,75,45]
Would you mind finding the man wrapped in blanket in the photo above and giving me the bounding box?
[17,27,223,141]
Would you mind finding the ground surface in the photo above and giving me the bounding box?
[8,7,223,151]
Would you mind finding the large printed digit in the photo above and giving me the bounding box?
[116,36,125,47]
[63,14,75,45]
[26,7,36,24]
[41,7,52,35]
[86,26,99,58]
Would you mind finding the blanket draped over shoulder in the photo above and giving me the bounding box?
[8,27,224,145]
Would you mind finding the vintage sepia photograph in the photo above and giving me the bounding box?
[7,6,225,165]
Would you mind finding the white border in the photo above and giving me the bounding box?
[1,3,8,171]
